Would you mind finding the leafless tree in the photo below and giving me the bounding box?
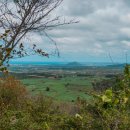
[0,0,77,70]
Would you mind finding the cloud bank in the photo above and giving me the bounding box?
[12,0,130,62]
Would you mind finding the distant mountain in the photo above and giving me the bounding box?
[106,63,126,68]
[66,62,82,66]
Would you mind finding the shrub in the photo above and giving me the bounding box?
[0,76,27,110]
[82,65,130,129]
[46,87,50,92]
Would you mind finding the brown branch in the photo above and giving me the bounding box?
[0,0,78,66]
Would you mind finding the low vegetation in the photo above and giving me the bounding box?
[0,65,130,130]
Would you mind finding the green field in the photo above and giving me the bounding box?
[14,65,122,102]
[21,76,103,102]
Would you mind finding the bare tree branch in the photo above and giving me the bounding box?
[0,0,78,69]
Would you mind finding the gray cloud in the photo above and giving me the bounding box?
[29,0,130,62]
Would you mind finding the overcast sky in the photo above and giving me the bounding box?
[15,0,130,63]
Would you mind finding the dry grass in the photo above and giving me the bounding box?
[0,76,27,110]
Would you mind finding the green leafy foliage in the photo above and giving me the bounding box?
[83,65,130,129]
